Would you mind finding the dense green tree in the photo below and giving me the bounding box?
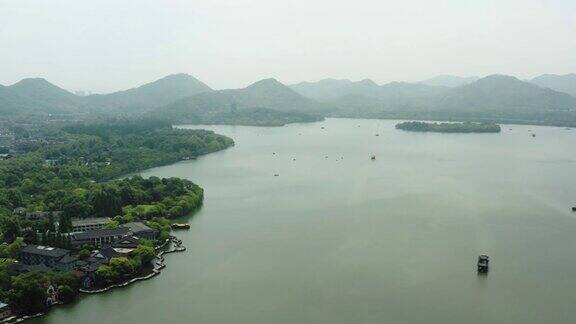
[132,245,156,265]
[7,272,49,315]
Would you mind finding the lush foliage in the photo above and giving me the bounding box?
[395,121,501,133]
[0,120,232,315]
[0,120,232,247]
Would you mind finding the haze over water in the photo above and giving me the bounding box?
[31,118,576,323]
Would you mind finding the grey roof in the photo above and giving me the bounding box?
[21,245,70,258]
[112,235,141,248]
[121,222,155,233]
[72,227,129,240]
[98,246,122,260]
[58,254,78,264]
[72,217,111,227]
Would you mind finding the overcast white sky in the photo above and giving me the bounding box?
[0,0,575,93]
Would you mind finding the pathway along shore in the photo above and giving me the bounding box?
[1,236,186,324]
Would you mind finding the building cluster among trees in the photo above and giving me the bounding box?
[0,119,234,317]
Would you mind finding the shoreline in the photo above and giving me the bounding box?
[1,236,186,324]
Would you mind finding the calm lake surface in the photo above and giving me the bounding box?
[31,118,576,323]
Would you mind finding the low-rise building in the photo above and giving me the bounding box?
[19,245,71,269]
[71,227,130,248]
[71,217,111,233]
[112,235,141,249]
[24,211,63,222]
[0,301,12,321]
[120,222,159,241]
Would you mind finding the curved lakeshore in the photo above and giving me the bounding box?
[2,236,186,324]
[0,120,235,320]
[25,118,576,324]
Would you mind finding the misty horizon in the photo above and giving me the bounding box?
[1,0,575,93]
[2,72,575,95]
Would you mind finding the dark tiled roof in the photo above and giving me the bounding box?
[112,235,141,248]
[121,222,155,233]
[58,254,78,264]
[72,217,110,227]
[72,227,129,240]
[20,245,70,258]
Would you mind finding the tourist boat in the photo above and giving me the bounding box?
[171,223,190,230]
[477,255,489,273]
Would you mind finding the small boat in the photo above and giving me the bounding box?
[274,174,279,177]
[171,223,190,230]
[572,207,576,212]
[531,134,536,137]
[370,154,376,160]
[321,127,325,129]
[375,134,379,137]
[477,255,489,273]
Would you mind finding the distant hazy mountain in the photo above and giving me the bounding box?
[530,74,576,97]
[85,73,213,112]
[291,78,449,113]
[3,72,576,127]
[419,75,479,87]
[296,74,576,126]
[290,78,381,101]
[157,78,325,126]
[366,75,576,126]
[0,78,81,115]
[436,75,576,112]
[0,74,213,117]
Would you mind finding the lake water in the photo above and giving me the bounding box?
[31,118,576,324]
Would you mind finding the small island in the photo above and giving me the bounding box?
[395,121,501,133]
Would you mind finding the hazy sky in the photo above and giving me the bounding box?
[1,0,575,93]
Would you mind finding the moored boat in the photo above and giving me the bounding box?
[171,223,190,230]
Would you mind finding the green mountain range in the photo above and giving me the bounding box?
[290,74,576,126]
[84,73,213,113]
[0,74,212,117]
[155,78,325,126]
[530,74,576,97]
[2,72,576,127]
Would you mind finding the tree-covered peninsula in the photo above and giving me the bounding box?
[0,119,234,316]
[395,121,501,133]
